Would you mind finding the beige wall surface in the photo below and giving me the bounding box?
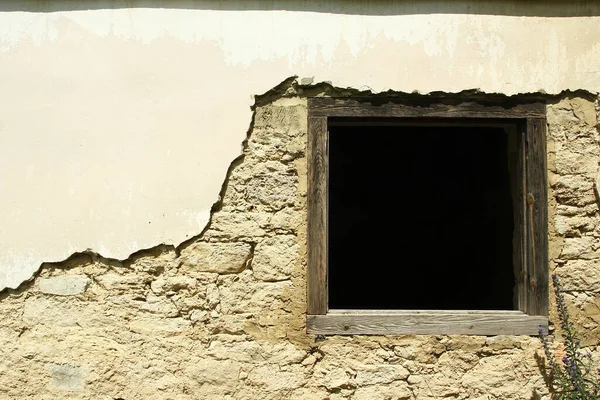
[2,1,600,290]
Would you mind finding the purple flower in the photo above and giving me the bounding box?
[538,274,600,397]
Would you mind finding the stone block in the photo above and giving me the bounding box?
[218,270,292,314]
[205,212,268,239]
[262,342,306,364]
[247,364,305,391]
[411,373,460,398]
[561,236,595,259]
[554,149,599,175]
[553,175,595,206]
[107,293,180,316]
[252,103,307,135]
[555,214,595,236]
[270,208,303,233]
[245,174,298,211]
[39,275,89,296]
[150,276,197,294]
[315,366,350,390]
[46,363,87,391]
[186,358,240,390]
[207,339,263,362]
[461,354,539,398]
[353,381,412,400]
[179,241,251,275]
[253,235,299,282]
[354,364,410,385]
[23,297,81,327]
[567,97,597,126]
[558,259,600,292]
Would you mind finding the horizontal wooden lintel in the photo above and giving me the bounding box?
[308,97,546,119]
[307,312,548,336]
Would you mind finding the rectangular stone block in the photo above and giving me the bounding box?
[39,275,89,296]
[179,241,251,275]
[46,363,87,392]
[23,297,80,327]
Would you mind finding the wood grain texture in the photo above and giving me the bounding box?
[526,118,549,316]
[328,309,524,315]
[307,312,548,336]
[309,97,546,119]
[516,124,528,313]
[307,116,328,315]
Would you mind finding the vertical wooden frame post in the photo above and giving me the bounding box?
[525,118,549,316]
[515,122,528,313]
[307,113,328,315]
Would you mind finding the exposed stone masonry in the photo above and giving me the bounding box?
[548,96,600,346]
[0,85,599,399]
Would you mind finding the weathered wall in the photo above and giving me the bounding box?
[547,95,600,346]
[3,2,600,398]
[4,1,600,289]
[1,85,598,399]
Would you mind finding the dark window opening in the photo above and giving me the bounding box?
[328,121,516,310]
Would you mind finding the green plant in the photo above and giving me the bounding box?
[539,274,600,399]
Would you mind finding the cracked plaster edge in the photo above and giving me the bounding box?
[0,77,291,295]
[1,77,599,296]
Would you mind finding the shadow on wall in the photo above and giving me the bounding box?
[1,0,600,16]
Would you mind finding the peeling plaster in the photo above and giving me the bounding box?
[2,3,600,289]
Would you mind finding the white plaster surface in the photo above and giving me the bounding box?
[1,1,600,289]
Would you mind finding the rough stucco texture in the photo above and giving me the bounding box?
[4,4,600,289]
[1,89,599,399]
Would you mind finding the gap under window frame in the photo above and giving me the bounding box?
[306,96,549,336]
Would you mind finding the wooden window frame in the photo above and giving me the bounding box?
[307,97,549,336]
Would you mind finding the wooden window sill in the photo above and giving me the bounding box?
[307,310,548,336]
